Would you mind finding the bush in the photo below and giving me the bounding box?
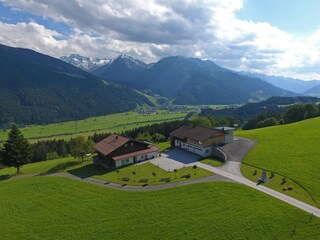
[281,177,287,185]
[46,152,59,160]
[270,172,275,179]
[253,169,257,176]
[287,186,293,191]
[282,187,287,191]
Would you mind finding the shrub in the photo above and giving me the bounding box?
[253,169,257,176]
[281,177,287,185]
[282,187,287,191]
[270,172,275,179]
[288,186,293,191]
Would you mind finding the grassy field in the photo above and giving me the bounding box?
[155,141,172,152]
[0,177,319,239]
[199,157,225,167]
[0,111,186,142]
[0,157,212,186]
[237,117,320,207]
[68,162,212,186]
[0,157,78,179]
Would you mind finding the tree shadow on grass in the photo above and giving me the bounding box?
[0,174,11,181]
[39,161,81,175]
[67,164,113,179]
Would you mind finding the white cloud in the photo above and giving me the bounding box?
[1,0,320,80]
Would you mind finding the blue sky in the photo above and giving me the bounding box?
[237,0,320,36]
[0,0,319,80]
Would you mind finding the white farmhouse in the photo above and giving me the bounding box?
[170,126,235,157]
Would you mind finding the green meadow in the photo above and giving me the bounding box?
[0,157,212,186]
[199,157,225,167]
[0,177,319,240]
[237,117,320,207]
[0,111,186,142]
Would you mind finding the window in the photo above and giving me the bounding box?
[126,159,130,163]
[125,144,128,147]
[205,149,209,153]
[131,142,134,146]
[121,160,125,164]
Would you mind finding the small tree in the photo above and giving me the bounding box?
[193,165,198,175]
[270,172,275,179]
[174,169,178,178]
[116,169,120,180]
[152,133,166,143]
[70,136,94,162]
[253,169,258,176]
[1,125,32,174]
[152,172,156,182]
[132,171,136,182]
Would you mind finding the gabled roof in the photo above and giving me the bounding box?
[93,134,130,156]
[170,126,224,142]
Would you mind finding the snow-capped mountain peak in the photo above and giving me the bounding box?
[60,54,109,71]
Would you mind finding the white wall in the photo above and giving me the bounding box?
[176,140,212,157]
[115,151,158,167]
[224,132,234,144]
[115,157,134,168]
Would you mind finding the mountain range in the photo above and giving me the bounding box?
[0,43,309,126]
[77,55,296,105]
[0,44,151,126]
[62,54,320,99]
[60,54,109,71]
[92,54,150,83]
[240,72,320,94]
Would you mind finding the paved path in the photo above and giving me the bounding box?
[220,136,257,162]
[217,136,257,177]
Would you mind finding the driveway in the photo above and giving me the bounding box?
[150,148,199,171]
[220,136,256,162]
[217,137,257,177]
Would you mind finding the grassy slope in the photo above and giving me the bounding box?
[0,157,212,186]
[237,117,320,207]
[199,157,225,167]
[0,177,319,240]
[67,162,212,186]
[0,111,186,142]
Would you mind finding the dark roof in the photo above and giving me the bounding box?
[170,126,224,142]
[113,146,159,161]
[93,134,130,156]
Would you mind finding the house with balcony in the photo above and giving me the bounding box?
[170,126,234,157]
[93,134,159,168]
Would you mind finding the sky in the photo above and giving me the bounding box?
[0,0,320,80]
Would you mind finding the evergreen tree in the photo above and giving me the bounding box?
[1,125,32,174]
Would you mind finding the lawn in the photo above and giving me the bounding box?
[237,117,320,207]
[0,111,186,142]
[155,141,172,152]
[241,164,316,206]
[199,157,225,167]
[0,157,212,186]
[0,157,78,180]
[67,162,212,186]
[0,177,319,240]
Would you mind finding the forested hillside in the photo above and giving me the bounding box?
[0,44,151,127]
